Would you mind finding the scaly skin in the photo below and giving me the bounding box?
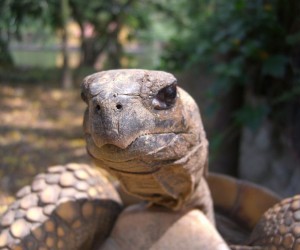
[209,174,300,249]
[229,195,300,249]
[0,163,122,250]
[82,69,213,219]
[246,195,300,249]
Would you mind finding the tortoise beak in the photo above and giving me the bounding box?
[90,96,156,149]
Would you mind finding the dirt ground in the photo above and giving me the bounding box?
[0,82,91,213]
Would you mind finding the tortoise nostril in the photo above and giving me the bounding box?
[116,104,123,110]
[95,104,101,112]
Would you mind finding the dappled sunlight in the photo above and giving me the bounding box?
[0,83,89,199]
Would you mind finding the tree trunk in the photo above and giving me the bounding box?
[0,27,13,68]
[61,0,72,89]
[210,84,245,177]
[0,39,13,68]
[107,20,122,69]
[80,37,99,67]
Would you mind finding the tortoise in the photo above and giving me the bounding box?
[0,69,299,249]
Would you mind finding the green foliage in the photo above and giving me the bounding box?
[0,0,158,68]
[234,104,270,131]
[68,0,152,67]
[262,55,288,78]
[161,0,300,130]
[0,0,49,67]
[0,0,188,69]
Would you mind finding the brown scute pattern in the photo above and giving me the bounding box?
[246,195,300,249]
[0,163,123,250]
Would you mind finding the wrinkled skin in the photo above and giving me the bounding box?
[82,69,213,217]
[80,69,229,249]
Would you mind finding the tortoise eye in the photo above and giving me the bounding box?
[153,84,177,110]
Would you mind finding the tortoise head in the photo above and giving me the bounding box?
[81,69,208,209]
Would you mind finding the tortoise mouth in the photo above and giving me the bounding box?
[86,131,187,162]
[107,165,161,175]
[89,130,185,150]
[86,147,163,174]
[86,131,190,174]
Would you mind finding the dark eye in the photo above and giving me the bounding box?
[153,84,177,110]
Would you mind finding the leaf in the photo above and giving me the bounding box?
[234,0,246,11]
[262,55,288,78]
[286,32,300,45]
[210,132,225,153]
[234,104,269,130]
[273,85,300,104]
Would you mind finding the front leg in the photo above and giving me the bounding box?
[100,203,229,250]
[0,163,123,250]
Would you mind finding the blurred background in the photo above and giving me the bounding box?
[0,0,300,210]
